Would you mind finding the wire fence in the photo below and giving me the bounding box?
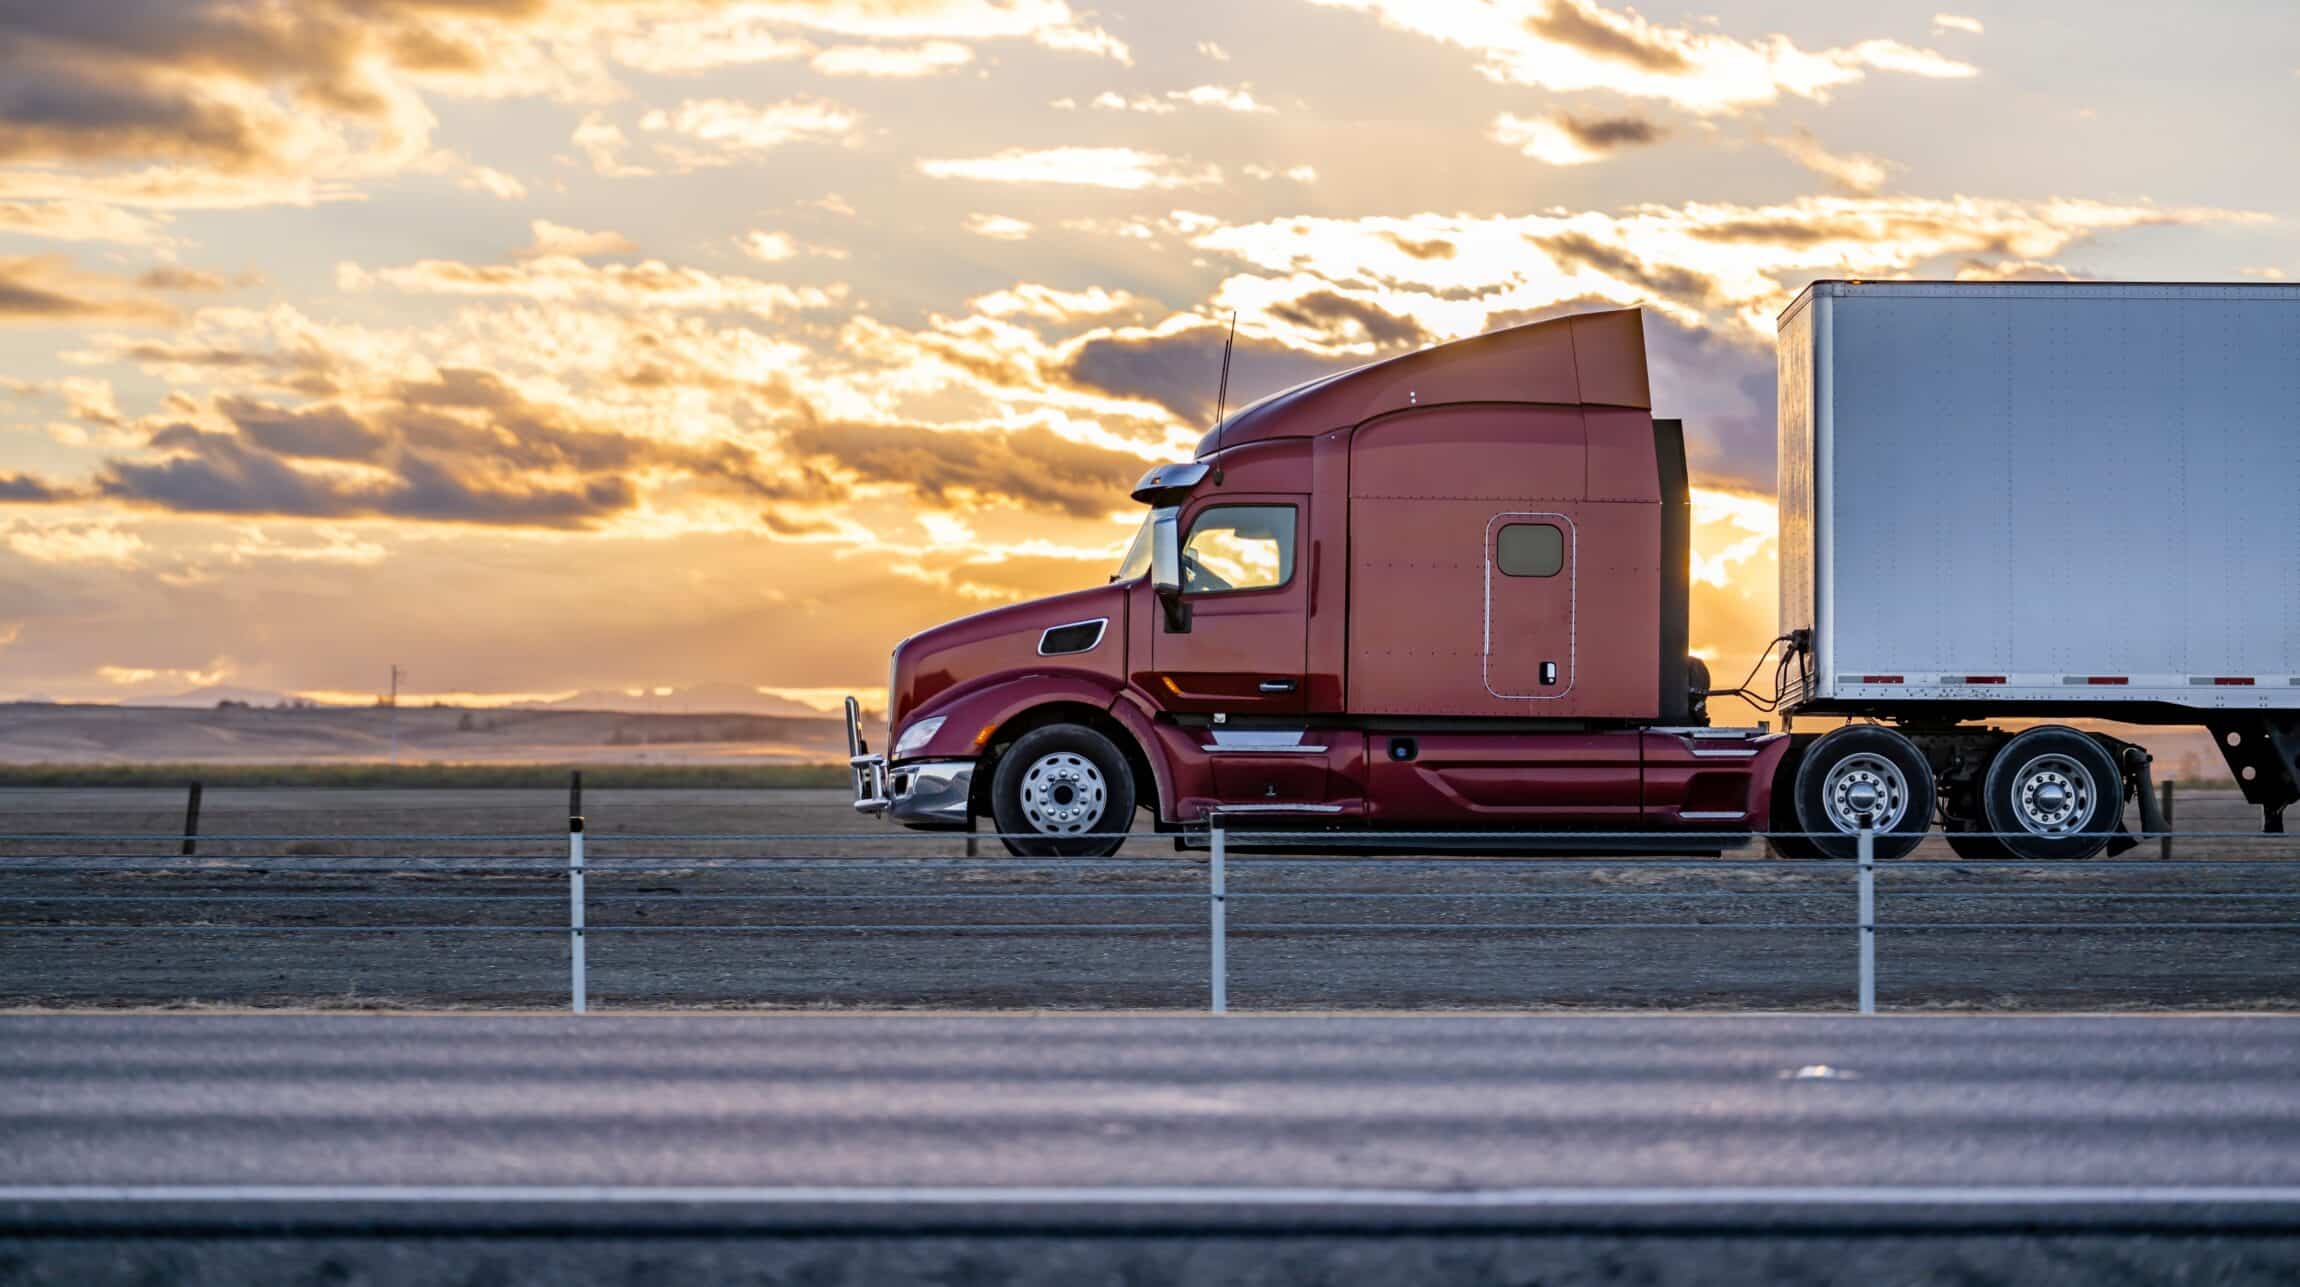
[4,788,2299,1011]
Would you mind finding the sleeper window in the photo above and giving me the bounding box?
[1496,522,1563,577]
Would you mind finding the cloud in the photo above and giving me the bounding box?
[133,266,241,292]
[518,219,637,259]
[611,0,1129,68]
[969,283,1149,324]
[963,213,1034,240]
[810,42,973,77]
[1303,0,1976,114]
[1491,111,1666,165]
[0,471,72,502]
[340,253,846,319]
[1187,195,2263,339]
[0,254,175,324]
[639,97,861,165]
[919,147,1221,190]
[1933,13,1985,35]
[1077,85,1274,114]
[571,112,648,177]
[3,520,145,566]
[82,366,815,530]
[780,422,1147,518]
[0,199,171,244]
[1763,129,1895,194]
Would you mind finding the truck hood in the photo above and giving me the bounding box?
[888,582,1127,730]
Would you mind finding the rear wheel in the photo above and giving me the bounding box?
[1792,725,1935,861]
[989,724,1136,858]
[1978,726,2122,861]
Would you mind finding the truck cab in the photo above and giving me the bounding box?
[847,306,1786,856]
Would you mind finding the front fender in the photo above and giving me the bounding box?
[894,672,1129,761]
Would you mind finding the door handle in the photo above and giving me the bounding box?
[1258,679,1297,694]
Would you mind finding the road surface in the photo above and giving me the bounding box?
[5,1014,2298,1282]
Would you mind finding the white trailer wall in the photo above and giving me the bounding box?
[1777,281,2300,711]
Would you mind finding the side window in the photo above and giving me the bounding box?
[1496,522,1563,577]
[1181,505,1295,594]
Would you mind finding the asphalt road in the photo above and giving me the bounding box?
[5,1013,2300,1194]
[8,1014,2299,1283]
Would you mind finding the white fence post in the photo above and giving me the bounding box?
[569,814,588,1015]
[1210,824,1227,1014]
[1857,825,1876,1015]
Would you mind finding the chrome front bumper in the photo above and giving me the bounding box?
[846,695,972,828]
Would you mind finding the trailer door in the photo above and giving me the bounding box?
[1484,513,1575,699]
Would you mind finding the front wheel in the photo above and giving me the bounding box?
[988,724,1137,858]
[1791,725,1935,861]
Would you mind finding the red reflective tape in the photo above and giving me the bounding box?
[1857,674,1903,684]
[2084,676,2129,685]
[2213,676,2256,686]
[1960,675,2007,685]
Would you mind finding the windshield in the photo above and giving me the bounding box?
[1111,510,1154,582]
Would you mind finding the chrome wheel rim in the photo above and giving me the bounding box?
[1823,752,1910,832]
[1018,752,1107,835]
[2008,753,2096,836]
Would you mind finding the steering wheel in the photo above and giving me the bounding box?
[1180,551,1233,594]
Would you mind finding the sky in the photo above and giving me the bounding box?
[0,0,2292,712]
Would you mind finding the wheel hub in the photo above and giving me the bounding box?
[2011,755,2094,835]
[1824,753,1909,832]
[1018,751,1107,836]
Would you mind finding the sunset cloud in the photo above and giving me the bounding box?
[920,147,1221,189]
[1305,0,1976,113]
[1490,111,1667,165]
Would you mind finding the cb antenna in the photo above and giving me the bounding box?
[1211,310,1236,482]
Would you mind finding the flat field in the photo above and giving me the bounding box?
[1,784,2293,1012]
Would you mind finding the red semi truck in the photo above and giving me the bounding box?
[846,287,2300,860]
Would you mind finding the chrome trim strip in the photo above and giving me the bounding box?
[1688,748,1759,759]
[1036,617,1108,656]
[1208,803,1346,814]
[1207,729,1311,749]
[1678,810,1749,821]
[1201,745,1328,754]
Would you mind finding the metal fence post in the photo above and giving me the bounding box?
[179,781,202,857]
[2160,779,2176,862]
[1857,825,1876,1015]
[569,813,587,1014]
[1210,824,1227,1014]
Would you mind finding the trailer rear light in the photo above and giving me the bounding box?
[1855,674,1902,684]
[2062,675,2130,685]
[2192,676,2256,686]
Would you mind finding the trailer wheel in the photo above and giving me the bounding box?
[1792,726,1934,861]
[989,723,1136,858]
[1978,726,2121,861]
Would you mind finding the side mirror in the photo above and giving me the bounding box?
[1148,507,1190,631]
[1150,507,1182,595]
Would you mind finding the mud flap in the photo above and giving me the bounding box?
[2204,716,2300,835]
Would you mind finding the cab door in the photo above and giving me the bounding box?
[1149,495,1309,714]
[1484,513,1575,700]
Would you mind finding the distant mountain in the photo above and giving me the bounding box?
[522,684,843,717]
[138,685,309,709]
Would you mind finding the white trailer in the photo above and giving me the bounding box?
[1770,281,2300,858]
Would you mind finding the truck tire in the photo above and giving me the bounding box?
[1765,740,1825,860]
[1978,726,2122,861]
[989,724,1136,858]
[1791,725,1934,861]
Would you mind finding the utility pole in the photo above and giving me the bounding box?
[387,664,403,765]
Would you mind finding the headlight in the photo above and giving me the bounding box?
[892,715,946,759]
